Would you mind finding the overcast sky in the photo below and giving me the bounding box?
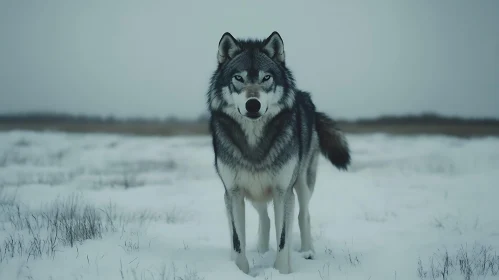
[0,0,498,120]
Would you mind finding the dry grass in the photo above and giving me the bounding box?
[0,122,210,137]
[2,122,499,138]
[417,243,499,280]
[2,111,499,138]
[341,123,499,138]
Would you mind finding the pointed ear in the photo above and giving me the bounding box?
[262,31,285,63]
[217,32,241,64]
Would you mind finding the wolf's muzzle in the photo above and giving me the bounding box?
[245,98,261,119]
[245,98,261,113]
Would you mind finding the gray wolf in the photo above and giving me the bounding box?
[206,31,351,274]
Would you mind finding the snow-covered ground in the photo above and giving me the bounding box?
[1,130,498,280]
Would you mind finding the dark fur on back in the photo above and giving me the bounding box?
[315,112,351,170]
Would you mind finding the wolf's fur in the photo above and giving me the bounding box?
[206,31,351,274]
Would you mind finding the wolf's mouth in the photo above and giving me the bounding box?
[238,108,266,120]
[245,112,261,119]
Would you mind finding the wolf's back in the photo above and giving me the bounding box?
[315,112,351,170]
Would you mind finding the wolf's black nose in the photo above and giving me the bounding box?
[245,99,261,113]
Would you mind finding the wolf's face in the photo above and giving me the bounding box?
[208,32,295,120]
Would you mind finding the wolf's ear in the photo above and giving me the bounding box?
[262,31,285,63]
[218,32,241,64]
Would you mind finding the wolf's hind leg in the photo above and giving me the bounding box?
[296,154,319,259]
[295,177,314,259]
[251,201,270,254]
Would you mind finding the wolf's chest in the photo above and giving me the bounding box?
[216,156,298,203]
[232,169,276,202]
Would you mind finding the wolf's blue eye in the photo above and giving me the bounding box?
[233,75,244,82]
[262,75,272,82]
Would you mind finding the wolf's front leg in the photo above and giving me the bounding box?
[224,189,249,274]
[272,187,295,274]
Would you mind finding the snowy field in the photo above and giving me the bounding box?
[1,130,498,280]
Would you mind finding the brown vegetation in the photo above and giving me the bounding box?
[1,112,498,138]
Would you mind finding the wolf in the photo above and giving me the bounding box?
[206,31,351,274]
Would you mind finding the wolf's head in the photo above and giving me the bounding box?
[207,31,296,121]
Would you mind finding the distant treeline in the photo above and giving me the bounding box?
[346,113,499,126]
[1,112,499,126]
[0,112,193,125]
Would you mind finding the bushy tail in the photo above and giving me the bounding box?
[315,112,351,170]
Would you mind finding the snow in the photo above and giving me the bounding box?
[1,130,498,280]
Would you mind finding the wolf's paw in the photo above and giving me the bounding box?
[256,243,269,254]
[235,254,250,274]
[274,251,292,274]
[274,261,292,274]
[300,249,315,260]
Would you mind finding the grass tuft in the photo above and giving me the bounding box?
[0,193,188,265]
[418,242,499,280]
[0,194,106,262]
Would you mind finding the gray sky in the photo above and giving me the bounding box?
[1,0,498,120]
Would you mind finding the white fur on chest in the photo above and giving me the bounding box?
[239,119,264,147]
[220,104,280,147]
[217,156,298,202]
[229,112,267,147]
